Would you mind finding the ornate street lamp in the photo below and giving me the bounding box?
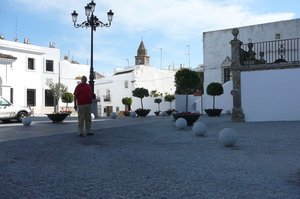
[71,1,114,99]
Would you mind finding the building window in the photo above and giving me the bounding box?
[124,80,129,88]
[28,58,34,70]
[10,88,13,104]
[276,34,281,39]
[46,60,54,72]
[224,68,230,83]
[45,89,54,106]
[27,89,36,106]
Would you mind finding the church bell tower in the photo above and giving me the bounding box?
[135,41,150,65]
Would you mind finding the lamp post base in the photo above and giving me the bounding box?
[92,99,100,118]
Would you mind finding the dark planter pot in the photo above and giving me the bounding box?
[154,111,161,116]
[46,114,69,123]
[165,110,173,116]
[204,109,222,117]
[122,111,131,116]
[135,109,151,117]
[172,114,201,126]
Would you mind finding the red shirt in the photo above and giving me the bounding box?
[73,83,92,105]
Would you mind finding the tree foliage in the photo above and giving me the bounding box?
[150,90,162,97]
[132,87,149,109]
[154,98,162,104]
[174,68,201,95]
[154,98,162,111]
[164,94,175,109]
[174,68,201,112]
[206,82,224,109]
[122,97,132,111]
[47,82,68,112]
[61,92,74,109]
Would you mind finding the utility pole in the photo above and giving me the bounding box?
[155,48,162,69]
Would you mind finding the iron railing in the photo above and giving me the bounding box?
[242,38,300,64]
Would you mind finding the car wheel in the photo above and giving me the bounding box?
[17,112,28,122]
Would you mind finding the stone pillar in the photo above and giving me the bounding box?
[230,28,245,122]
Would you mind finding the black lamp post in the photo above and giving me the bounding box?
[71,1,114,99]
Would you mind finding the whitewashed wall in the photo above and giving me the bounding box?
[203,18,300,92]
[241,68,300,122]
[95,65,176,116]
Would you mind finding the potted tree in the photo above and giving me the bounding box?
[164,94,175,115]
[61,92,74,115]
[46,82,69,123]
[205,82,224,117]
[132,87,150,117]
[154,98,162,116]
[173,68,201,125]
[122,97,132,116]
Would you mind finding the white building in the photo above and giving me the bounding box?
[95,41,176,116]
[201,18,300,121]
[202,18,300,90]
[0,38,90,115]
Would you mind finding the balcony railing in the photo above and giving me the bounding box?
[103,95,111,102]
[242,38,300,64]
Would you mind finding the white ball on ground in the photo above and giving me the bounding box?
[225,110,231,115]
[219,128,238,147]
[175,118,187,130]
[130,111,136,117]
[22,117,32,126]
[110,112,117,119]
[91,113,95,120]
[161,111,167,116]
[193,122,207,136]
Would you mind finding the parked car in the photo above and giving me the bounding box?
[0,96,33,123]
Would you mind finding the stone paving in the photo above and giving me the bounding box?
[0,115,300,198]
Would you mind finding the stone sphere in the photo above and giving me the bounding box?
[170,115,176,122]
[110,112,117,119]
[175,118,187,130]
[130,111,136,117]
[225,110,231,115]
[219,128,238,147]
[22,117,32,126]
[161,111,167,116]
[91,113,95,120]
[193,122,207,136]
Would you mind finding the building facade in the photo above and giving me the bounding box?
[95,41,177,116]
[202,18,300,92]
[0,39,90,115]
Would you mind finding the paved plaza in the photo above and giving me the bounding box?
[0,115,300,198]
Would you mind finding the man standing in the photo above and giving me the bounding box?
[73,76,93,137]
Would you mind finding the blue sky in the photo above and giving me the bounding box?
[0,0,299,76]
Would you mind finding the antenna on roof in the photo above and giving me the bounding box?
[14,18,18,42]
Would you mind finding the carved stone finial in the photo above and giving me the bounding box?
[232,28,239,40]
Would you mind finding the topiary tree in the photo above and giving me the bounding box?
[174,68,201,112]
[154,98,162,111]
[47,82,68,112]
[206,82,224,109]
[132,87,149,110]
[122,97,132,111]
[61,92,74,110]
[164,94,175,109]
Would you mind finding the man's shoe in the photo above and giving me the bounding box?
[78,134,84,137]
[86,133,94,136]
